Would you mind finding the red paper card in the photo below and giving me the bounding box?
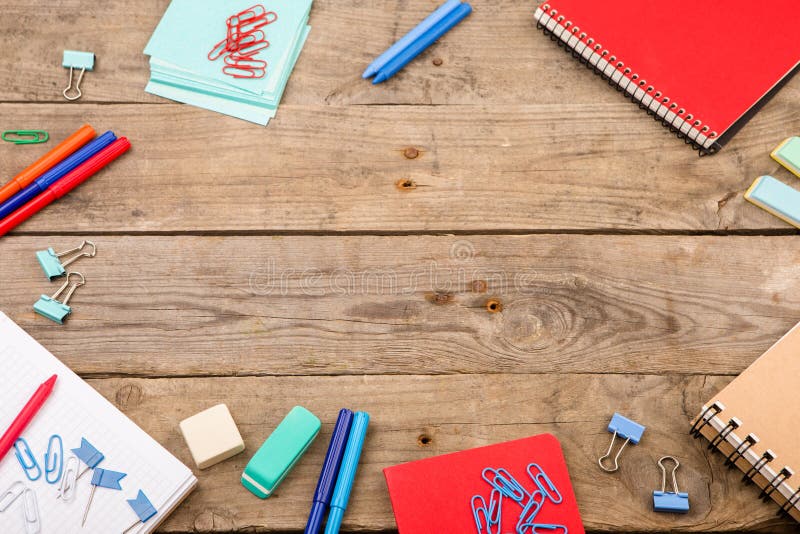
[383,433,584,533]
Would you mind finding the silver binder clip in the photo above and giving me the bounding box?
[598,413,645,472]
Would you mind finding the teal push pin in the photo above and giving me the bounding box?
[36,240,96,280]
[33,272,86,324]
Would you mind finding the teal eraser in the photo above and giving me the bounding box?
[62,50,95,71]
[744,175,800,229]
[771,137,800,178]
[241,406,321,498]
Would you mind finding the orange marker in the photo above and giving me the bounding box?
[0,124,95,204]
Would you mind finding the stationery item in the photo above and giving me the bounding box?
[0,137,131,238]
[305,408,354,534]
[744,175,800,230]
[13,439,42,481]
[178,404,245,469]
[22,488,40,534]
[62,50,95,101]
[652,456,689,513]
[0,312,197,532]
[0,131,116,222]
[82,467,127,526]
[0,374,57,464]
[0,481,25,512]
[690,321,800,522]
[35,240,97,281]
[123,490,158,534]
[362,0,462,79]
[43,435,63,484]
[58,456,79,501]
[144,0,313,125]
[0,124,95,205]
[241,405,321,498]
[598,413,645,472]
[372,2,472,84]
[324,411,369,534]
[33,272,86,324]
[57,437,105,500]
[772,137,800,178]
[2,131,49,145]
[384,434,584,533]
[471,488,502,534]
[533,0,800,154]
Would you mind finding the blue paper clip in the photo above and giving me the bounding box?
[45,435,64,484]
[471,489,502,534]
[598,413,645,472]
[652,456,689,513]
[482,467,527,503]
[519,525,568,534]
[515,491,544,532]
[14,439,42,481]
[526,463,562,504]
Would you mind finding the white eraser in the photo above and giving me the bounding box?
[179,404,245,470]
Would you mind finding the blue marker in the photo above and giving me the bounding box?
[323,411,369,534]
[305,409,354,534]
[362,0,462,79]
[0,131,116,220]
[372,3,472,84]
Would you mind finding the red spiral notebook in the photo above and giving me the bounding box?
[383,433,584,533]
[534,1,800,155]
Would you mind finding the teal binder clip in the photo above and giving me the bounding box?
[36,240,96,280]
[598,413,645,472]
[33,272,85,324]
[653,456,689,513]
[62,50,95,101]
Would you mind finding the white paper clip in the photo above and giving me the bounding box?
[62,50,95,101]
[22,489,41,534]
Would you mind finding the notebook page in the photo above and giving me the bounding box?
[0,313,196,533]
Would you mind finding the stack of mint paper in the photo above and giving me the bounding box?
[144,0,312,125]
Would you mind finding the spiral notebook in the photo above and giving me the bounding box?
[690,321,800,522]
[0,312,197,533]
[534,1,800,154]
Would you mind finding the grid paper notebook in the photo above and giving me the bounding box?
[0,312,196,533]
[691,321,800,522]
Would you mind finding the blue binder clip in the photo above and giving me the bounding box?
[33,272,85,324]
[653,456,689,513]
[36,240,96,280]
[598,413,645,472]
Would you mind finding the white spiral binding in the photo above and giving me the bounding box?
[534,4,720,153]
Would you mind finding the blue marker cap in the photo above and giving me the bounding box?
[323,411,370,534]
[305,409,354,534]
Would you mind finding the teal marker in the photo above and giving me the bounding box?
[324,412,370,534]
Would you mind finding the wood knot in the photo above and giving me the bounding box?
[426,292,454,305]
[471,280,488,293]
[115,383,143,409]
[432,58,443,66]
[485,298,503,313]
[417,434,433,447]
[403,147,420,159]
[396,178,417,191]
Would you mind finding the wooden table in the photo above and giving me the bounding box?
[2,0,799,532]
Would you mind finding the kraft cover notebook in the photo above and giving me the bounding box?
[534,1,800,154]
[690,322,800,522]
[0,312,197,533]
[383,433,584,533]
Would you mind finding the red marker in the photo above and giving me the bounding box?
[0,137,131,237]
[0,374,57,462]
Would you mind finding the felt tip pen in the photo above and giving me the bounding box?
[323,411,369,534]
[372,2,472,84]
[0,131,117,220]
[304,409,354,534]
[0,124,95,204]
[0,137,130,238]
[362,0,462,79]
[0,375,57,463]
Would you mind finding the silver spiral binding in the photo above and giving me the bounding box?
[743,450,776,486]
[534,4,722,156]
[761,467,793,502]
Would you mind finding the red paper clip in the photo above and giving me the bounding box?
[223,65,266,79]
[208,4,276,79]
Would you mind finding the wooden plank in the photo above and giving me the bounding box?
[2,235,798,377]
[82,373,797,532]
[0,103,798,233]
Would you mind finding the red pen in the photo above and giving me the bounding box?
[0,137,131,237]
[0,374,57,462]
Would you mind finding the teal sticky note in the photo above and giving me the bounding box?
[241,406,320,498]
[745,175,800,229]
